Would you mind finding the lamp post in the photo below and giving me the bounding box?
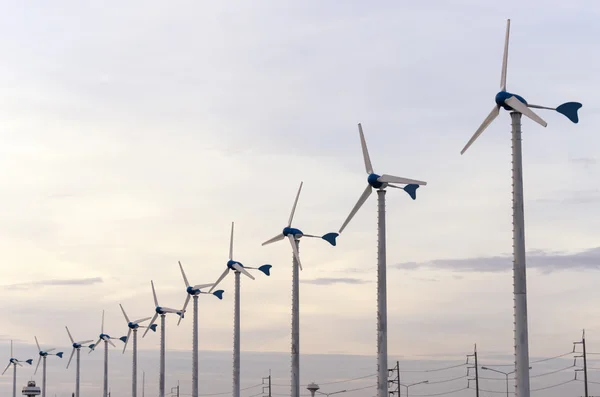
[400,380,428,397]
[481,366,532,397]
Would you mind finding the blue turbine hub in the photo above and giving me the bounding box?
[72,343,81,348]
[283,227,302,236]
[127,322,139,329]
[155,306,164,314]
[495,91,527,110]
[186,285,201,295]
[227,259,243,270]
[99,333,110,340]
[367,173,383,189]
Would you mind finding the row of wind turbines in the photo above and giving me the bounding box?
[3,18,583,397]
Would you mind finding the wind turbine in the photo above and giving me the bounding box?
[209,222,272,397]
[34,336,63,397]
[65,327,94,397]
[119,304,156,397]
[459,19,582,397]
[2,340,33,397]
[89,310,126,397]
[262,181,338,397]
[338,123,427,397]
[176,261,224,397]
[142,280,185,397]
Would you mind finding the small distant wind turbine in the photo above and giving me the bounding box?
[459,19,582,397]
[65,327,93,397]
[89,310,126,397]
[338,123,426,397]
[177,261,223,397]
[142,280,185,397]
[119,304,155,397]
[209,222,272,397]
[34,336,63,397]
[2,340,33,397]
[262,182,338,397]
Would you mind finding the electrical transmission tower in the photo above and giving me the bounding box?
[467,344,480,397]
[262,370,272,397]
[574,330,589,397]
[388,361,400,396]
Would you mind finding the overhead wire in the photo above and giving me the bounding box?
[199,383,262,396]
[400,363,467,373]
[425,375,468,384]
[479,351,573,367]
[531,378,575,392]
[271,373,376,387]
[410,386,469,396]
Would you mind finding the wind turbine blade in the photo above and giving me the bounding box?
[101,310,105,334]
[460,105,500,155]
[2,363,10,375]
[65,326,75,344]
[192,283,213,290]
[378,174,427,186]
[232,263,255,280]
[15,361,22,367]
[505,96,547,127]
[122,329,131,354]
[262,233,284,246]
[288,235,303,271]
[208,268,230,293]
[34,357,41,374]
[143,314,159,338]
[500,19,510,91]
[288,182,303,227]
[229,221,235,260]
[179,295,191,324]
[45,348,55,353]
[358,123,374,174]
[339,185,372,234]
[151,280,159,307]
[34,336,41,352]
[178,261,190,288]
[75,340,94,345]
[107,339,116,348]
[67,349,75,369]
[132,317,152,325]
[119,304,130,323]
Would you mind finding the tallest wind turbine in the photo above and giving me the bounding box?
[459,19,582,397]
[338,123,426,397]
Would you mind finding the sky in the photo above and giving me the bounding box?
[1,0,600,396]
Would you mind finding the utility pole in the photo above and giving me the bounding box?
[142,370,145,397]
[170,381,180,397]
[467,344,480,397]
[574,330,589,397]
[388,361,400,396]
[262,370,272,397]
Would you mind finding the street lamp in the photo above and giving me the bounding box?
[481,366,531,397]
[306,383,347,397]
[400,380,428,397]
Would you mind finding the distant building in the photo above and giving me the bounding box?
[22,380,41,396]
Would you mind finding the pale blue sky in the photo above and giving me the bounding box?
[1,0,599,396]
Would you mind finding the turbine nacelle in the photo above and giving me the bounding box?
[495,91,528,110]
[282,227,303,238]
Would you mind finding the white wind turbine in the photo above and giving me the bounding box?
[89,310,126,397]
[338,123,427,397]
[176,261,224,397]
[119,304,155,397]
[262,182,338,397]
[65,327,94,397]
[34,336,63,397]
[459,19,582,397]
[209,222,272,397]
[2,340,33,397]
[142,280,185,397]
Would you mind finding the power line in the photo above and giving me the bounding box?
[479,351,573,367]
[410,386,468,396]
[400,363,467,373]
[199,384,262,396]
[530,364,575,378]
[426,375,468,385]
[271,373,376,387]
[531,379,575,392]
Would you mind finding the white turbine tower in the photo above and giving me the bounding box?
[119,304,156,397]
[33,336,64,397]
[2,340,33,397]
[142,280,185,397]
[338,123,427,397]
[459,19,582,397]
[262,182,338,397]
[89,310,126,397]
[176,261,224,397]
[209,222,272,397]
[65,327,93,397]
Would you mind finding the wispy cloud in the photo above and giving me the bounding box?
[394,247,600,274]
[3,277,103,290]
[301,277,370,285]
[570,157,597,168]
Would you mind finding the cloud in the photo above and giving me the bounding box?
[3,277,103,290]
[301,277,370,285]
[394,247,600,274]
[570,157,597,167]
